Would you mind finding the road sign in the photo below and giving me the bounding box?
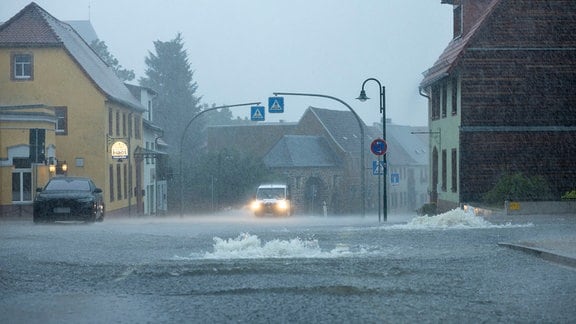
[370,138,387,156]
[372,160,386,175]
[391,172,400,186]
[251,106,265,121]
[268,97,284,113]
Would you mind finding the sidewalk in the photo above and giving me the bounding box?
[499,238,576,269]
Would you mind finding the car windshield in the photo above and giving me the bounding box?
[257,188,285,200]
[44,179,91,191]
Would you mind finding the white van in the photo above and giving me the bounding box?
[250,184,291,216]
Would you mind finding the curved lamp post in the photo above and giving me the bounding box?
[273,91,366,216]
[179,102,261,217]
[357,78,387,222]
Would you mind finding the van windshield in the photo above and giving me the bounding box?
[257,188,285,200]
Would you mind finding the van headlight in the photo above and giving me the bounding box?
[277,200,288,210]
[251,200,262,211]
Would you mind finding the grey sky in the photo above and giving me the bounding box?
[2,0,452,126]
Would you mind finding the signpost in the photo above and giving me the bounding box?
[371,138,387,223]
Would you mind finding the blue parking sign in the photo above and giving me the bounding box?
[391,172,400,186]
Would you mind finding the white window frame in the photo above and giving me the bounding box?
[13,53,33,80]
[12,168,33,203]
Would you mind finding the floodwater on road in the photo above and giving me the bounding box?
[1,209,575,323]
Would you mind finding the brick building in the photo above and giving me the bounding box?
[420,0,576,211]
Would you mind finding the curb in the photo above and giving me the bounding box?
[498,242,576,269]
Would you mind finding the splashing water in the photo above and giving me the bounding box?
[206,233,323,259]
[388,208,533,230]
[175,233,369,260]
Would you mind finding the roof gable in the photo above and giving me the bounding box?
[304,107,371,154]
[0,3,144,111]
[66,20,99,44]
[422,0,576,89]
[263,135,340,168]
[0,3,60,44]
[420,0,501,88]
[385,125,428,166]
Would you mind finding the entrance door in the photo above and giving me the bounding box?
[304,177,325,215]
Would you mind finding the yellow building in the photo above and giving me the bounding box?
[0,3,145,217]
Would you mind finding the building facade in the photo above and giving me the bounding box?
[126,84,169,215]
[0,3,146,216]
[207,107,429,215]
[420,0,576,211]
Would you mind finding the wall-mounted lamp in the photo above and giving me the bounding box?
[49,163,56,174]
[56,160,68,175]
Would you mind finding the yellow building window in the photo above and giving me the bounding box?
[12,53,33,80]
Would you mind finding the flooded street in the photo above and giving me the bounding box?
[1,210,575,323]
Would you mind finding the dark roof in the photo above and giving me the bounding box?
[264,135,340,168]
[420,0,500,88]
[65,20,99,44]
[306,107,371,154]
[125,83,158,102]
[0,3,144,111]
[385,124,428,166]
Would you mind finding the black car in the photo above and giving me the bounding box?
[33,176,105,223]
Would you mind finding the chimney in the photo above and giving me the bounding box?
[443,0,495,39]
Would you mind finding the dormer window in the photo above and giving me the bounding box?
[453,5,463,39]
[11,53,33,80]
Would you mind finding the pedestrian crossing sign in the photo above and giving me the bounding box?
[372,160,385,175]
[268,96,284,113]
[251,105,265,121]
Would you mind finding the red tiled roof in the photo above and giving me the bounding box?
[420,0,501,88]
[0,2,60,45]
[0,2,144,111]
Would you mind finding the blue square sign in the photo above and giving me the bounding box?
[251,105,265,121]
[268,97,284,113]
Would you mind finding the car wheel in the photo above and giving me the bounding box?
[86,212,97,223]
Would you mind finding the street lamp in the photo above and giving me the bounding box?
[273,91,366,216]
[179,102,261,217]
[357,78,387,222]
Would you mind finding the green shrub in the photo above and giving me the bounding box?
[417,203,437,216]
[562,190,576,200]
[483,172,553,206]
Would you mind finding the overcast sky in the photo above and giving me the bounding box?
[2,1,452,126]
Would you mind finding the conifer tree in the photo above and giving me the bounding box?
[90,39,135,81]
[139,33,201,213]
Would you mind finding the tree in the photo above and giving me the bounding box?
[139,33,201,213]
[202,103,233,126]
[202,103,254,126]
[89,39,135,81]
[185,148,274,212]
